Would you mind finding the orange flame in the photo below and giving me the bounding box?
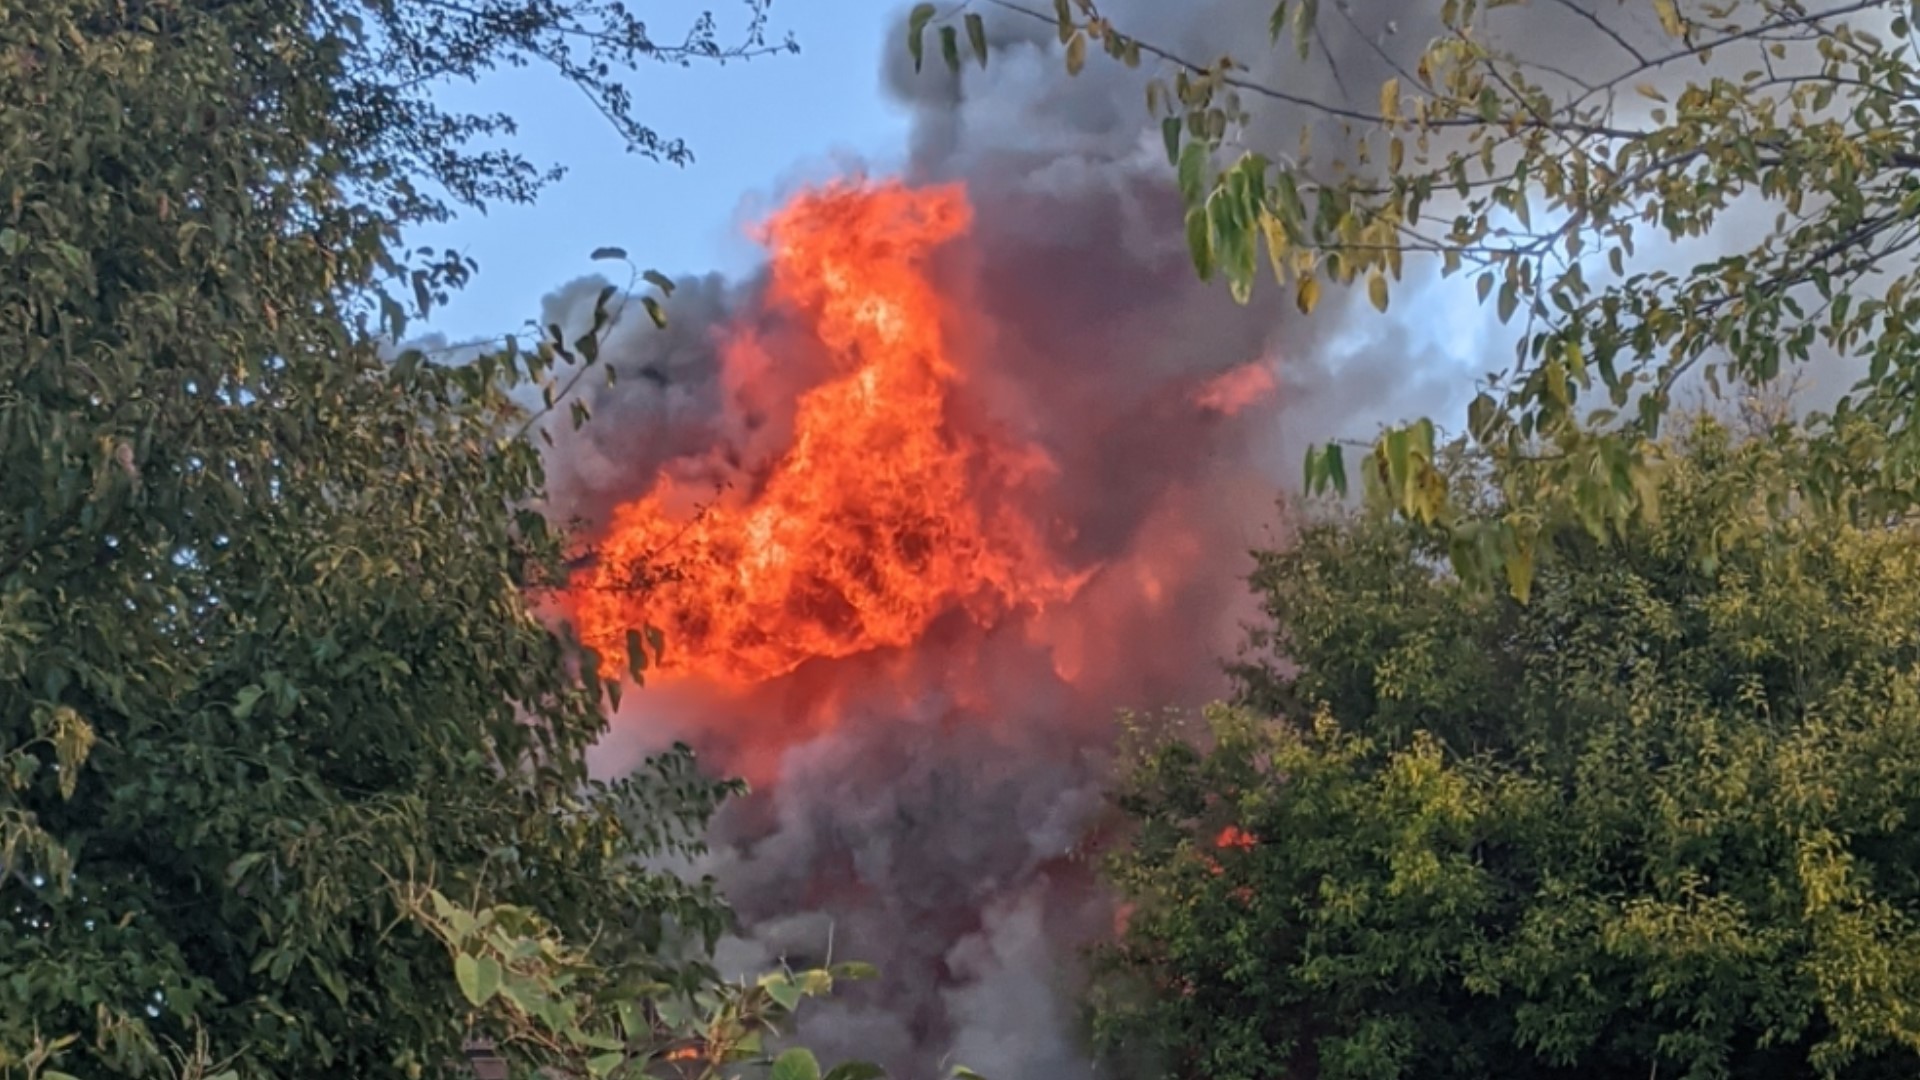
[570,180,1081,686]
[1193,361,1277,416]
[1215,825,1258,850]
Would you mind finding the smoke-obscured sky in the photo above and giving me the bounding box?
[409,0,909,343]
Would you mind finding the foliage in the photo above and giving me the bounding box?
[914,0,1920,598]
[404,882,887,1080]
[1091,419,1920,1080]
[0,0,877,1078]
[328,0,796,221]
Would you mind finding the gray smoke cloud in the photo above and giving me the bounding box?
[527,2,1859,1077]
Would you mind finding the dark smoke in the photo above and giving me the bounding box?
[504,3,1911,1075]
[525,3,1676,1077]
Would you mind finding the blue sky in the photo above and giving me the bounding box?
[411,0,911,343]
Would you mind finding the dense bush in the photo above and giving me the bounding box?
[1094,420,1920,1080]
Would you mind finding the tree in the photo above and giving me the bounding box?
[1090,417,1920,1080]
[913,0,1920,598]
[0,1,861,1078]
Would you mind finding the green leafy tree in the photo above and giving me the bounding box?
[1092,418,1920,1080]
[0,1,891,1078]
[913,0,1920,597]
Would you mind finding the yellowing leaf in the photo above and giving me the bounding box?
[1379,77,1401,121]
[1296,274,1321,314]
[1367,270,1389,312]
[1065,30,1087,75]
[1258,208,1288,283]
[1654,0,1684,37]
[1504,533,1535,604]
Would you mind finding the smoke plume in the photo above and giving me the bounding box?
[524,2,1691,1077]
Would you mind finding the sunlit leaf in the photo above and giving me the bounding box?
[771,1049,822,1080]
[1296,274,1320,315]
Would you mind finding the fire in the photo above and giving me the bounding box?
[1194,360,1278,416]
[1214,825,1259,850]
[569,180,1082,686]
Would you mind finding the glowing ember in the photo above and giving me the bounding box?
[569,180,1081,685]
[1215,825,1259,850]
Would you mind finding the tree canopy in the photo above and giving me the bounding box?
[915,0,1920,597]
[1091,417,1920,1080]
[0,1,845,1078]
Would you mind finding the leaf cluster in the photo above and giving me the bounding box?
[0,1,779,1077]
[922,0,1920,598]
[1096,421,1920,1080]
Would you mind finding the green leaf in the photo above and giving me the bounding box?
[1185,206,1214,280]
[455,953,483,1005]
[907,3,937,71]
[1325,443,1347,494]
[591,246,627,261]
[226,851,266,887]
[232,685,266,720]
[1177,141,1210,203]
[1162,117,1183,166]
[965,12,988,67]
[587,1052,625,1077]
[472,956,502,1006]
[1467,393,1500,442]
[642,296,667,328]
[772,1048,823,1080]
[642,269,675,295]
[823,1065,888,1080]
[1384,428,1411,497]
[939,25,961,72]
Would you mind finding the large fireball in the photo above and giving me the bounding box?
[568,180,1083,687]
